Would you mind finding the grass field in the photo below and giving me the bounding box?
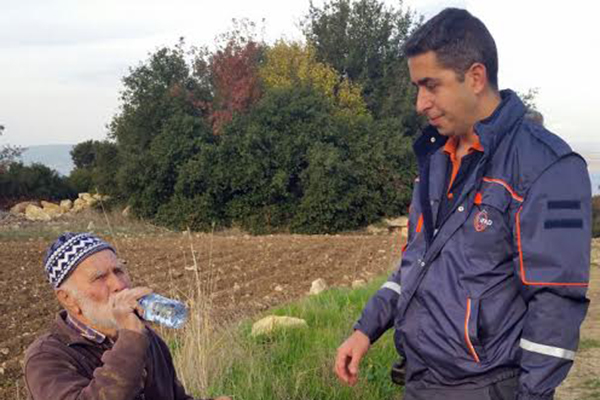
[162,276,402,400]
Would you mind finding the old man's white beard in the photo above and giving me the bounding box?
[68,287,119,331]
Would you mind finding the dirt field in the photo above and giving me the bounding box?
[0,220,598,399]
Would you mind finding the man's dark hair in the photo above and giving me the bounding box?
[404,8,499,90]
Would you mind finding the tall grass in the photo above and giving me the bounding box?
[162,274,402,400]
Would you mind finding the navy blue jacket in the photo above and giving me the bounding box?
[355,90,591,400]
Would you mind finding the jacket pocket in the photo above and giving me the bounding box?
[464,297,485,363]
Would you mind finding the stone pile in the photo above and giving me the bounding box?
[9,193,110,222]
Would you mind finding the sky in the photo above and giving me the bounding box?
[1,0,598,150]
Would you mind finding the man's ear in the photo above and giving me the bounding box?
[466,62,488,95]
[56,287,82,315]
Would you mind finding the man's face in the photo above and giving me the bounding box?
[408,51,478,137]
[59,249,131,331]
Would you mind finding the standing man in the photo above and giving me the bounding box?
[24,232,231,400]
[335,8,591,400]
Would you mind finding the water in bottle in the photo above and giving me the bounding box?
[138,293,189,329]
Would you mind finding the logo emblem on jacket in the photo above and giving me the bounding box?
[474,209,493,232]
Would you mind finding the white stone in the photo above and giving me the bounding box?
[352,279,367,289]
[10,201,36,215]
[24,205,51,221]
[385,216,409,228]
[309,278,328,295]
[59,199,73,212]
[251,315,307,337]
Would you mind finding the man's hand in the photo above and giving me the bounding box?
[110,287,153,334]
[334,330,371,386]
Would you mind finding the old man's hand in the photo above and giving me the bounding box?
[110,286,153,333]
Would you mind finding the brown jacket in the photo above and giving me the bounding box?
[24,311,202,400]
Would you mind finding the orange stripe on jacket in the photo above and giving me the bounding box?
[482,177,524,202]
[515,206,588,287]
[464,298,480,363]
[415,214,423,233]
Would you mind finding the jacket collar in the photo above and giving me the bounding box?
[413,89,526,159]
[52,310,109,347]
[474,89,526,153]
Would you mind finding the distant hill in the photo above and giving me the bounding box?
[19,144,75,176]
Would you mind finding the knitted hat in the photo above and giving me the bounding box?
[43,232,115,288]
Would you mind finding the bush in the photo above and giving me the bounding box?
[0,162,76,203]
[593,195,600,238]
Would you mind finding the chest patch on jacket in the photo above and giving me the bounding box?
[474,209,493,232]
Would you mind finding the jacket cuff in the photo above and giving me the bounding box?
[353,322,378,344]
[516,390,554,400]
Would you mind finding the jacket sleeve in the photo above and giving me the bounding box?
[24,330,149,400]
[513,155,591,400]
[353,190,418,343]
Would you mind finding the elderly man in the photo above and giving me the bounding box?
[24,232,231,400]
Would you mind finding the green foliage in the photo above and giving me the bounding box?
[69,140,119,195]
[593,195,600,238]
[158,87,415,234]
[196,276,402,400]
[109,41,213,218]
[0,162,75,202]
[303,0,419,131]
[100,5,420,234]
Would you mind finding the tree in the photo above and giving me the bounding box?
[0,162,75,202]
[209,20,264,134]
[0,125,25,173]
[303,0,419,131]
[69,140,119,194]
[259,41,367,116]
[109,41,212,215]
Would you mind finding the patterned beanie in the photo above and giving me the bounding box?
[43,232,115,288]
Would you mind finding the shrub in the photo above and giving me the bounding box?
[0,162,76,203]
[593,195,600,238]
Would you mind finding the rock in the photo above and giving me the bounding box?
[87,221,95,231]
[122,205,132,218]
[78,192,92,201]
[366,225,387,235]
[309,278,328,295]
[386,216,409,228]
[72,198,88,213]
[233,283,241,291]
[172,270,184,279]
[79,192,97,207]
[352,279,367,289]
[60,199,73,212]
[0,348,8,356]
[251,315,308,337]
[274,285,284,292]
[10,201,37,215]
[25,205,52,221]
[41,201,63,218]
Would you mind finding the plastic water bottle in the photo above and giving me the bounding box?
[138,293,189,329]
